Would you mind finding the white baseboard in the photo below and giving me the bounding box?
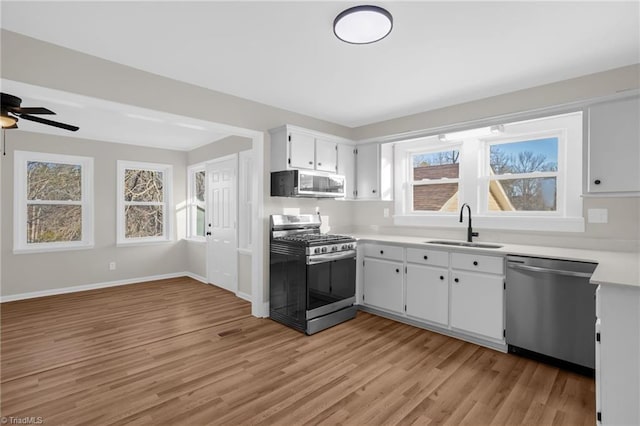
[236,291,252,302]
[1,272,193,303]
[184,272,207,284]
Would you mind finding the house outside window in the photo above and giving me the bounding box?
[14,151,94,253]
[187,164,206,241]
[394,111,584,232]
[117,161,173,245]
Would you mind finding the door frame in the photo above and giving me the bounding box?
[205,153,238,294]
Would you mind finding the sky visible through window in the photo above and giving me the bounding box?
[492,137,558,167]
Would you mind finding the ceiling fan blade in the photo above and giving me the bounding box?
[9,106,55,115]
[18,114,79,132]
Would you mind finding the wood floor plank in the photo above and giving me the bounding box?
[0,278,595,425]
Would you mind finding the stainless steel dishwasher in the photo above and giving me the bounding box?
[505,255,597,370]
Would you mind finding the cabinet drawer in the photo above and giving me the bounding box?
[363,243,404,261]
[451,252,504,274]
[406,248,449,267]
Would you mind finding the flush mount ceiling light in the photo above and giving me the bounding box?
[333,5,393,44]
[439,125,504,142]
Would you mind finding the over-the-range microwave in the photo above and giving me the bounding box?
[271,170,345,198]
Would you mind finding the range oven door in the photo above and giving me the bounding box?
[306,252,356,320]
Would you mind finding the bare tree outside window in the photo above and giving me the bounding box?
[195,170,206,237]
[489,138,558,211]
[26,162,82,243]
[124,169,164,238]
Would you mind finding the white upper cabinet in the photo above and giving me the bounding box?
[269,125,342,173]
[356,143,380,199]
[588,95,640,194]
[289,131,316,170]
[337,143,356,199]
[315,138,338,172]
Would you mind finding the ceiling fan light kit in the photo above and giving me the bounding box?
[333,5,393,44]
[1,92,79,131]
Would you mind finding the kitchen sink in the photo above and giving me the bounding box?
[425,240,503,249]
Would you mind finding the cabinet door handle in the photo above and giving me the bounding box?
[454,278,459,283]
[473,261,478,266]
[318,162,322,166]
[440,275,444,280]
[372,189,377,193]
[308,161,313,165]
[594,179,601,185]
[423,255,428,260]
[380,250,384,255]
[395,268,400,273]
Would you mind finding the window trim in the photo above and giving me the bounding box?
[186,163,206,242]
[13,150,94,254]
[117,160,173,246]
[393,111,584,232]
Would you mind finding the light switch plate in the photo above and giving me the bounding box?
[588,208,608,224]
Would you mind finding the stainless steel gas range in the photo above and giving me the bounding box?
[269,214,357,334]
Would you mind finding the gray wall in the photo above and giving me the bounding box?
[1,131,188,296]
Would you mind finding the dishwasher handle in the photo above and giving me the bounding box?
[507,262,593,279]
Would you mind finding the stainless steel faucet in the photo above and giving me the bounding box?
[459,203,479,242]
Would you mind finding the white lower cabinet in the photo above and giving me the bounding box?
[450,271,504,340]
[406,264,448,326]
[359,243,506,349]
[362,257,404,313]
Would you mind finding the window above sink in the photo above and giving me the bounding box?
[392,111,585,233]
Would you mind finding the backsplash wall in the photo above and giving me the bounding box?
[347,198,639,252]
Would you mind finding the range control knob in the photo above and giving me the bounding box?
[314,248,320,254]
[331,246,338,252]
[321,247,328,253]
[341,244,347,250]
[348,244,354,249]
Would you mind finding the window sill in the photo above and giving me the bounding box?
[394,215,585,233]
[13,242,95,255]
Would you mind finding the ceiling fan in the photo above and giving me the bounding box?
[1,93,79,132]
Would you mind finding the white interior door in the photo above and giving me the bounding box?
[206,156,237,293]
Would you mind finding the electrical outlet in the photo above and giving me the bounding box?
[587,208,608,224]
[109,262,116,271]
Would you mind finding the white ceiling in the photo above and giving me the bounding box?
[1,79,231,150]
[1,1,639,131]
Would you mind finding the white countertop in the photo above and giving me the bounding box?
[351,233,640,288]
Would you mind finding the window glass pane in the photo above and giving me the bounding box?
[27,162,81,201]
[196,206,206,237]
[412,150,459,180]
[124,169,163,202]
[490,138,558,175]
[413,183,459,211]
[27,204,81,243]
[488,177,556,211]
[125,205,164,238]
[195,171,205,202]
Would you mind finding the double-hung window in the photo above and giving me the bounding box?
[14,151,94,253]
[117,161,173,245]
[187,164,206,240]
[394,111,584,232]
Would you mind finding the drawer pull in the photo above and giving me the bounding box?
[454,278,459,283]
[440,275,444,280]
[594,179,601,185]
[473,261,478,266]
[423,255,428,260]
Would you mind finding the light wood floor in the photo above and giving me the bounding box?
[1,278,595,425]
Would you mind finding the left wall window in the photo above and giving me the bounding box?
[187,164,206,240]
[14,150,94,253]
